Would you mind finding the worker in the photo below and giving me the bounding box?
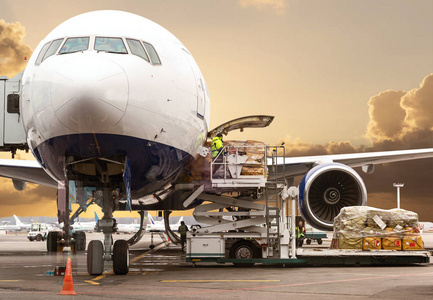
[296,220,306,247]
[211,133,224,177]
[211,133,224,159]
[178,221,189,253]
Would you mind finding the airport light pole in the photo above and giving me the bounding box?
[393,183,404,209]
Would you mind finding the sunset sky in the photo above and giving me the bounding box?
[0,0,432,220]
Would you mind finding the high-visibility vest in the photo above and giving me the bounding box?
[179,225,188,236]
[296,226,305,238]
[211,137,223,158]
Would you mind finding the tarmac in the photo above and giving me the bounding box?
[0,232,432,299]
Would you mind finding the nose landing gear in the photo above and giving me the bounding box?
[87,188,130,275]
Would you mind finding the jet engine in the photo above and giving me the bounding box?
[298,163,367,231]
[12,179,26,191]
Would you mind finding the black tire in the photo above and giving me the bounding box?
[29,237,34,242]
[306,239,311,245]
[47,231,58,252]
[36,234,42,242]
[73,231,86,252]
[149,244,155,250]
[113,240,129,275]
[317,238,323,245]
[87,240,104,275]
[229,240,258,267]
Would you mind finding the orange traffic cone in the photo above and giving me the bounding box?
[59,258,76,295]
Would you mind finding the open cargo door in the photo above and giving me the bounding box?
[207,115,274,138]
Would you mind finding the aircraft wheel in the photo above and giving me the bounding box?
[47,231,58,252]
[87,240,104,275]
[229,240,258,267]
[73,231,86,252]
[113,240,129,275]
[36,234,42,242]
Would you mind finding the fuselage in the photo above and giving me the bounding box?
[21,11,210,200]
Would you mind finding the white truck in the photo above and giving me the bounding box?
[27,223,50,241]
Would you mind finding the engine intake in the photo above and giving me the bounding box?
[299,163,367,231]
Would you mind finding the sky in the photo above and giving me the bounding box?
[0,0,432,220]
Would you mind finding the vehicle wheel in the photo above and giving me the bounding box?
[229,240,258,267]
[149,244,155,250]
[87,240,104,275]
[47,231,58,252]
[29,237,34,242]
[36,234,42,242]
[73,231,86,252]
[317,238,323,245]
[113,240,129,275]
[306,239,311,245]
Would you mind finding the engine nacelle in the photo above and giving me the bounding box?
[299,163,367,231]
[12,179,26,191]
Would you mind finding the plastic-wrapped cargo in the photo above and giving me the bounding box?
[333,206,423,251]
[184,140,268,181]
[388,209,419,228]
[334,206,368,233]
[362,237,381,250]
[361,226,385,238]
[337,230,362,250]
[382,236,402,250]
[403,234,424,250]
[225,140,267,176]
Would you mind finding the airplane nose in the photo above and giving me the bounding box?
[51,55,128,132]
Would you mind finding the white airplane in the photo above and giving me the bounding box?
[0,220,20,231]
[0,10,432,275]
[146,213,184,232]
[13,215,32,230]
[72,212,99,232]
[117,221,140,234]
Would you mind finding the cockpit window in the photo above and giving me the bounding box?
[95,37,127,54]
[143,42,161,65]
[42,39,64,61]
[59,37,89,54]
[35,42,51,65]
[126,39,149,62]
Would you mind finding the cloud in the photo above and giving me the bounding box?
[239,0,288,15]
[366,74,433,143]
[279,73,433,220]
[0,19,32,78]
[279,136,357,156]
[366,90,406,141]
[401,74,433,133]
[0,176,56,217]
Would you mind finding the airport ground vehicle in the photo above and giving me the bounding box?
[304,231,327,245]
[27,223,50,241]
[186,146,430,266]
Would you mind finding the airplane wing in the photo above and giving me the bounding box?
[268,148,433,178]
[0,159,58,188]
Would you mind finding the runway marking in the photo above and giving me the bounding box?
[161,280,281,283]
[90,242,166,283]
[74,271,433,297]
[0,280,19,282]
[129,242,166,264]
[1,271,432,296]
